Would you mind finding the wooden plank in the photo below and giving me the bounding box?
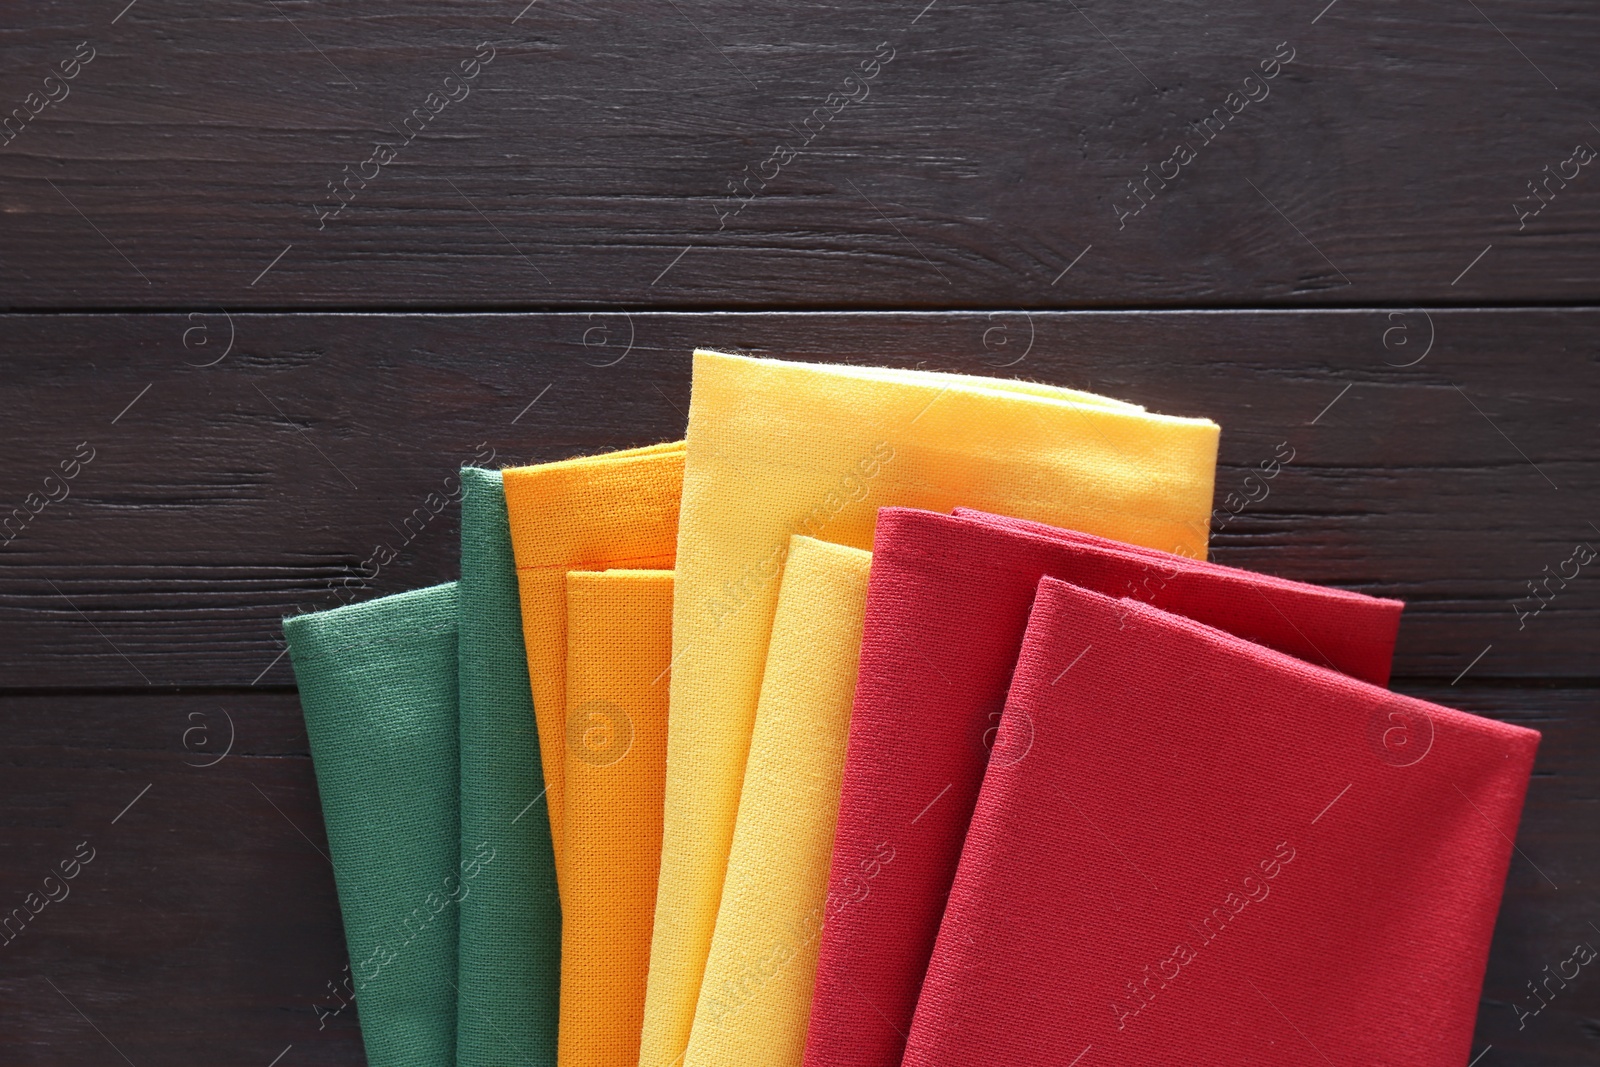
[0,0,1595,307]
[1,309,1594,686]
[0,683,1590,1063]
[0,691,360,1066]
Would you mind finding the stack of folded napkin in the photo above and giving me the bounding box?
[284,349,1536,1067]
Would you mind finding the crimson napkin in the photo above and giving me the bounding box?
[805,508,1405,1067]
[904,576,1538,1067]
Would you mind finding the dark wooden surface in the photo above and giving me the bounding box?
[2,0,1597,1063]
[0,0,1598,309]
[0,682,1593,1065]
[1,311,1596,1064]
[3,311,1596,686]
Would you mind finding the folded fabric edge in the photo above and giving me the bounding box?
[1095,583,1536,744]
[515,554,677,576]
[691,348,1224,430]
[787,533,872,567]
[568,568,676,581]
[499,440,685,478]
[947,507,1406,612]
[460,465,503,485]
[283,581,459,664]
[501,447,685,571]
[683,533,871,1059]
[690,348,1145,413]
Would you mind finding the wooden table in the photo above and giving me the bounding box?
[1,1,1595,1063]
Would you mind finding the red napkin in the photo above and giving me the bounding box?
[805,508,1405,1067]
[904,577,1538,1067]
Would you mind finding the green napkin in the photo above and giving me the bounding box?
[284,582,461,1067]
[457,467,561,1066]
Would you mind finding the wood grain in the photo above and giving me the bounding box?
[0,691,358,1066]
[1,310,1593,688]
[0,684,1590,1065]
[0,0,1595,308]
[2,7,1596,1057]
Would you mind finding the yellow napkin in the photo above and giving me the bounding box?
[640,351,1220,1067]
[686,536,871,1067]
[503,442,684,894]
[561,569,674,1067]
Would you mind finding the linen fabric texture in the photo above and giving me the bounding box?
[805,507,1406,1067]
[686,536,873,1067]
[283,582,462,1067]
[560,570,674,1067]
[503,441,684,896]
[903,577,1539,1067]
[456,467,561,1067]
[641,350,1221,1067]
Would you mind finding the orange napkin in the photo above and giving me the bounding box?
[502,442,683,895]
